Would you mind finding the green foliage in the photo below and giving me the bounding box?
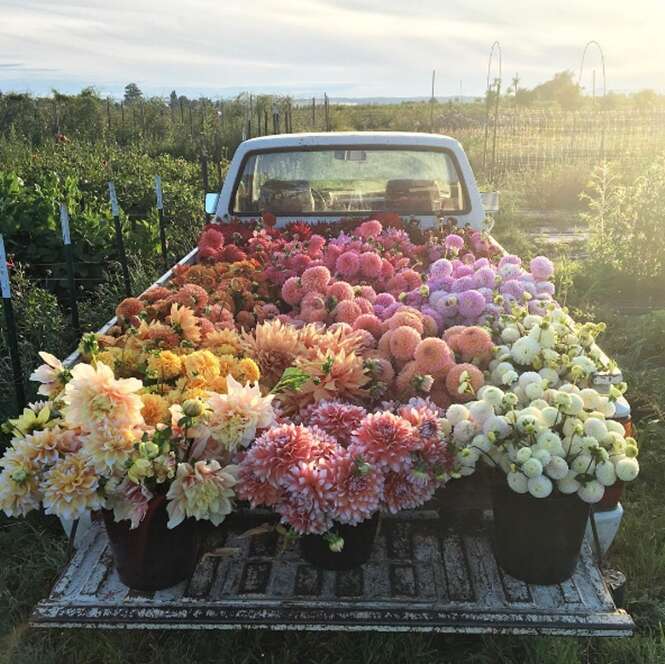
[583,156,665,284]
[0,266,71,419]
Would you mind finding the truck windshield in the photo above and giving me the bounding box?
[232,147,467,216]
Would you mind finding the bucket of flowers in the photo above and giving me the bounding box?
[237,399,455,570]
[447,382,639,584]
[0,340,275,591]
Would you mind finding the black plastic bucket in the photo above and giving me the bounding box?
[103,495,203,591]
[300,515,379,571]
[491,481,590,585]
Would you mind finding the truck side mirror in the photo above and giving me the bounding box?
[205,192,220,215]
[480,191,500,214]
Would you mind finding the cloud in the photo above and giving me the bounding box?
[0,0,662,96]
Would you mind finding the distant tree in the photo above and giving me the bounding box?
[530,71,582,110]
[633,89,659,110]
[124,83,143,104]
[169,90,178,108]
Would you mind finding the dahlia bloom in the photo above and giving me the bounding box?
[169,304,201,343]
[204,375,275,450]
[336,251,361,277]
[332,450,384,525]
[382,470,435,513]
[389,325,422,360]
[414,338,453,375]
[81,427,140,473]
[445,363,484,402]
[357,219,383,239]
[41,452,104,521]
[301,266,331,294]
[166,460,238,528]
[307,400,367,446]
[350,411,419,472]
[62,362,144,432]
[30,352,68,398]
[106,478,153,529]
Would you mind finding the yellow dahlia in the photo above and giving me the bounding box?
[166,460,238,528]
[41,452,104,520]
[140,393,170,426]
[182,350,221,382]
[81,427,140,473]
[62,362,144,432]
[233,358,261,384]
[146,350,183,381]
[0,459,41,517]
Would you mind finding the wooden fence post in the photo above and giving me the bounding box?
[59,204,80,337]
[107,182,132,297]
[0,235,25,411]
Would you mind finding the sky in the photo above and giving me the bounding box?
[0,0,663,99]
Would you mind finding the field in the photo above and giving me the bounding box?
[1,96,664,663]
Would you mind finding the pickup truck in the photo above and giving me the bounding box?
[34,132,632,635]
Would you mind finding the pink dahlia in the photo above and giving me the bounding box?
[359,252,383,279]
[336,251,361,277]
[334,299,362,325]
[354,297,373,315]
[357,285,377,303]
[452,326,494,365]
[332,451,384,525]
[301,266,331,293]
[279,460,336,534]
[308,234,326,256]
[327,281,355,302]
[288,253,312,273]
[353,314,384,339]
[380,260,395,282]
[445,363,484,402]
[357,219,383,239]
[236,465,282,508]
[307,400,367,446]
[281,277,305,306]
[389,325,422,361]
[414,338,453,375]
[350,411,418,472]
[242,424,320,485]
[382,470,436,513]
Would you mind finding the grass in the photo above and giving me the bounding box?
[1,223,665,664]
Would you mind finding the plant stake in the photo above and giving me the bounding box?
[154,176,168,271]
[59,203,80,337]
[107,182,132,297]
[0,234,25,410]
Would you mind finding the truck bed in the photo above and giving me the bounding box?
[32,509,633,636]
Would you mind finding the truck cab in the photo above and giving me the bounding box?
[210,132,489,230]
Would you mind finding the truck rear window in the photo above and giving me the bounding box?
[231,147,467,216]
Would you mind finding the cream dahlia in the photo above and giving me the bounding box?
[62,362,144,432]
[166,460,238,528]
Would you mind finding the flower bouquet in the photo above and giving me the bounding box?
[442,379,638,583]
[0,348,275,590]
